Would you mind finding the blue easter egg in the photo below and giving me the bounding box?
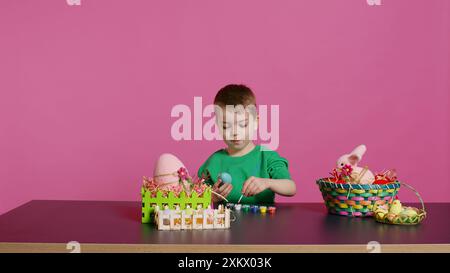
[219,172,232,184]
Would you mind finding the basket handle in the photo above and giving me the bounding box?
[398,182,426,212]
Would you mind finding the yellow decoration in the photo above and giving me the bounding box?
[373,183,426,226]
[386,213,397,222]
[400,207,418,217]
[376,211,386,219]
[389,200,402,215]
[374,204,388,219]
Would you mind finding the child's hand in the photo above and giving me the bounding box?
[211,179,233,203]
[242,176,270,197]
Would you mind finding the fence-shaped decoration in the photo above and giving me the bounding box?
[141,186,212,223]
[155,205,230,230]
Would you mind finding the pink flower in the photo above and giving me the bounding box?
[191,183,207,197]
[143,177,158,193]
[167,184,183,197]
[177,167,189,181]
[143,177,158,197]
[341,164,353,177]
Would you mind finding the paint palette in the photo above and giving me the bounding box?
[226,203,276,214]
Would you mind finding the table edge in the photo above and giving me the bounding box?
[0,242,449,253]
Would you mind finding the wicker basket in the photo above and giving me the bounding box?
[316,178,401,217]
[374,182,426,225]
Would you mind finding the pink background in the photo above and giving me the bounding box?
[1,0,449,215]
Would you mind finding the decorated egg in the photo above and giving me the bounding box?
[153,153,185,189]
[219,172,232,184]
[375,204,388,218]
[375,211,386,219]
[400,207,418,217]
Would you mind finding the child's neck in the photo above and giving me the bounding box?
[226,142,256,157]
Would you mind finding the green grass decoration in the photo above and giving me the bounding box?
[141,186,212,223]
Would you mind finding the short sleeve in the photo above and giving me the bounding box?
[267,151,292,180]
[197,164,204,179]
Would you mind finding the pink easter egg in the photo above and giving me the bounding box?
[153,153,185,189]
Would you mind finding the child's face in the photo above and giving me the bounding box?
[215,105,258,151]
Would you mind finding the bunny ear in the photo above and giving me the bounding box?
[351,145,367,158]
[348,154,360,165]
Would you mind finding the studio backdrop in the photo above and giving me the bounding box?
[1,0,449,215]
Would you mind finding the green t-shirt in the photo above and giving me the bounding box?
[197,145,292,205]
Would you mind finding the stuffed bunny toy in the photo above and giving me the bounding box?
[336,144,375,184]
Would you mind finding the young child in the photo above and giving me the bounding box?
[197,84,296,205]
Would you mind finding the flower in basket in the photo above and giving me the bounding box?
[177,167,189,181]
[373,169,398,185]
[167,184,183,197]
[191,181,208,197]
[143,177,159,197]
[341,164,353,177]
[329,164,354,183]
[143,153,213,199]
[385,169,397,182]
[328,169,343,183]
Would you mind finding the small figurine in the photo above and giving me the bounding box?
[336,144,375,184]
[389,200,403,215]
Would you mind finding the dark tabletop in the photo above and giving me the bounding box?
[0,200,449,245]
